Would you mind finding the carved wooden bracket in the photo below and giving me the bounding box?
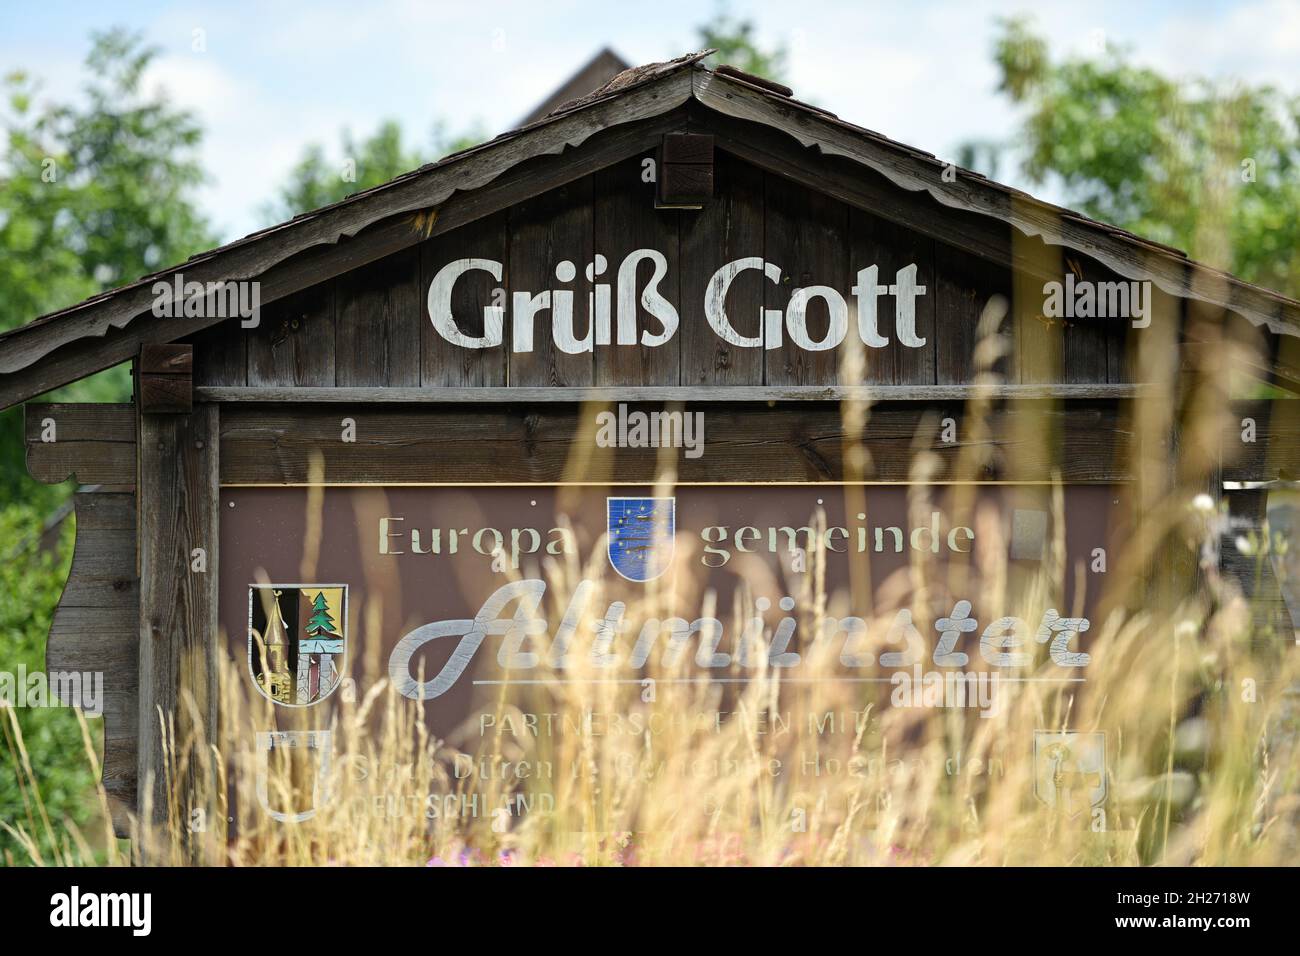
[45,489,139,836]
[657,132,713,208]
[24,403,139,835]
[138,343,193,414]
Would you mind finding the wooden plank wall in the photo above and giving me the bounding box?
[218,401,1128,486]
[45,489,138,835]
[190,150,1136,391]
[25,403,136,485]
[24,403,139,836]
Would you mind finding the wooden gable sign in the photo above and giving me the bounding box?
[8,53,1300,856]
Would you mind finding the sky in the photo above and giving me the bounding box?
[2,0,1298,242]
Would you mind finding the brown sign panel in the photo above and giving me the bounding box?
[220,485,1123,759]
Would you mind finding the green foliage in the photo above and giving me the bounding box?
[263,9,782,223]
[262,118,483,222]
[696,8,786,82]
[0,78,96,339]
[0,30,213,861]
[0,504,98,864]
[983,16,1300,297]
[0,28,214,327]
[0,409,48,508]
[0,28,214,499]
[56,30,213,290]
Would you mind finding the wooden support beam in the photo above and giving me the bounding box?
[137,402,219,862]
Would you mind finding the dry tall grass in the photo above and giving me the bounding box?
[5,300,1298,867]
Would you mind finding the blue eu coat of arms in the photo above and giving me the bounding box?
[607,497,675,582]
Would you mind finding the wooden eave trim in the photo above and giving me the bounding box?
[0,70,697,392]
[692,70,1300,340]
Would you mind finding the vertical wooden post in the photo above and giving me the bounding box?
[136,401,220,862]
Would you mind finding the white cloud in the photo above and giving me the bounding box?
[1154,0,1300,84]
[143,52,321,239]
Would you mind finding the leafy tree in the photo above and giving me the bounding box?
[696,8,787,82]
[0,31,213,863]
[263,119,483,222]
[51,30,212,291]
[0,29,214,503]
[977,17,1300,298]
[265,10,784,223]
[0,29,212,330]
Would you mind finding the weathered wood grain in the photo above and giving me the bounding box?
[680,152,765,385]
[1222,399,1300,481]
[247,285,335,387]
[0,106,696,409]
[421,211,509,386]
[508,176,595,386]
[6,64,1297,412]
[658,164,713,206]
[0,70,698,391]
[25,403,136,486]
[594,156,681,385]
[191,319,248,387]
[692,70,1297,339]
[138,375,192,414]
[702,112,1022,285]
[764,173,850,385]
[1061,254,1124,385]
[335,248,421,386]
[137,403,219,857]
[139,344,192,375]
[662,132,714,164]
[138,343,195,415]
[44,489,138,835]
[934,238,1011,385]
[849,207,936,385]
[219,401,1129,485]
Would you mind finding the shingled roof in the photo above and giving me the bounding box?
[2,50,1297,409]
[517,47,631,127]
